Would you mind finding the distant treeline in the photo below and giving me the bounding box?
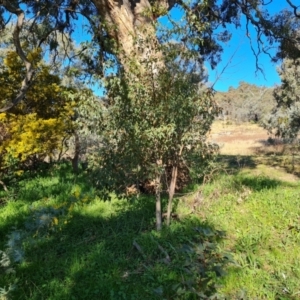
[214,81,276,123]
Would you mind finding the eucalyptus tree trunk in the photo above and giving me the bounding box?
[92,0,171,231]
[166,164,177,226]
[154,158,163,230]
[91,0,172,70]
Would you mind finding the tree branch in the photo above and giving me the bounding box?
[0,1,34,112]
[286,0,300,18]
[0,180,8,192]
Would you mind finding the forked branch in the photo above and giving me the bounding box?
[0,1,34,112]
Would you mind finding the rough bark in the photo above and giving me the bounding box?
[91,0,174,70]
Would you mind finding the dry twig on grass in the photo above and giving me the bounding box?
[133,240,145,258]
[0,180,8,192]
[150,235,171,264]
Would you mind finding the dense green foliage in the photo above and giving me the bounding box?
[264,55,300,139]
[93,46,217,188]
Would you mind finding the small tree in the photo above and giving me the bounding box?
[264,55,300,139]
[92,39,219,230]
[65,89,104,173]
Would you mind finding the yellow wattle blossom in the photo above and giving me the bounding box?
[72,185,81,198]
[0,49,78,169]
[53,217,59,226]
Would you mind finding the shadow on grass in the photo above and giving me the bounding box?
[213,155,287,192]
[0,163,92,248]
[3,163,92,204]
[2,194,230,300]
[236,176,281,191]
[218,155,257,172]
[247,139,300,178]
[217,153,300,183]
[258,155,300,178]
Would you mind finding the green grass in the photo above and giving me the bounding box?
[1,160,300,299]
[0,163,228,300]
[179,170,300,299]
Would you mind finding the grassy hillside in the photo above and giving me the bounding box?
[1,123,300,299]
[213,82,275,124]
[187,171,300,299]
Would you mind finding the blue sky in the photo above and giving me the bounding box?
[161,1,290,92]
[71,1,290,94]
[206,20,281,92]
[3,1,291,95]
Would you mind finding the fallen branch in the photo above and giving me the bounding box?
[0,180,8,192]
[0,1,35,112]
[133,240,145,258]
[157,244,171,264]
[150,235,171,264]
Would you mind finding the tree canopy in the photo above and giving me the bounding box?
[0,0,300,111]
[264,52,300,138]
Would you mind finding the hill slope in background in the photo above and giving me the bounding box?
[214,81,276,123]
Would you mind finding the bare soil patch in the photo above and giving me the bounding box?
[209,121,272,155]
[209,121,300,182]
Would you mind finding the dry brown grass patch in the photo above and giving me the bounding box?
[209,121,300,182]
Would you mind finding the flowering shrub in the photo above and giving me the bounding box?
[0,49,76,172]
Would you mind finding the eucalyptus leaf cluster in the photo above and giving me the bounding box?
[70,89,103,142]
[264,56,300,139]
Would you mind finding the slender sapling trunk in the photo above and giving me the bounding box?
[166,164,178,226]
[155,160,163,230]
[72,132,80,174]
[166,145,183,226]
